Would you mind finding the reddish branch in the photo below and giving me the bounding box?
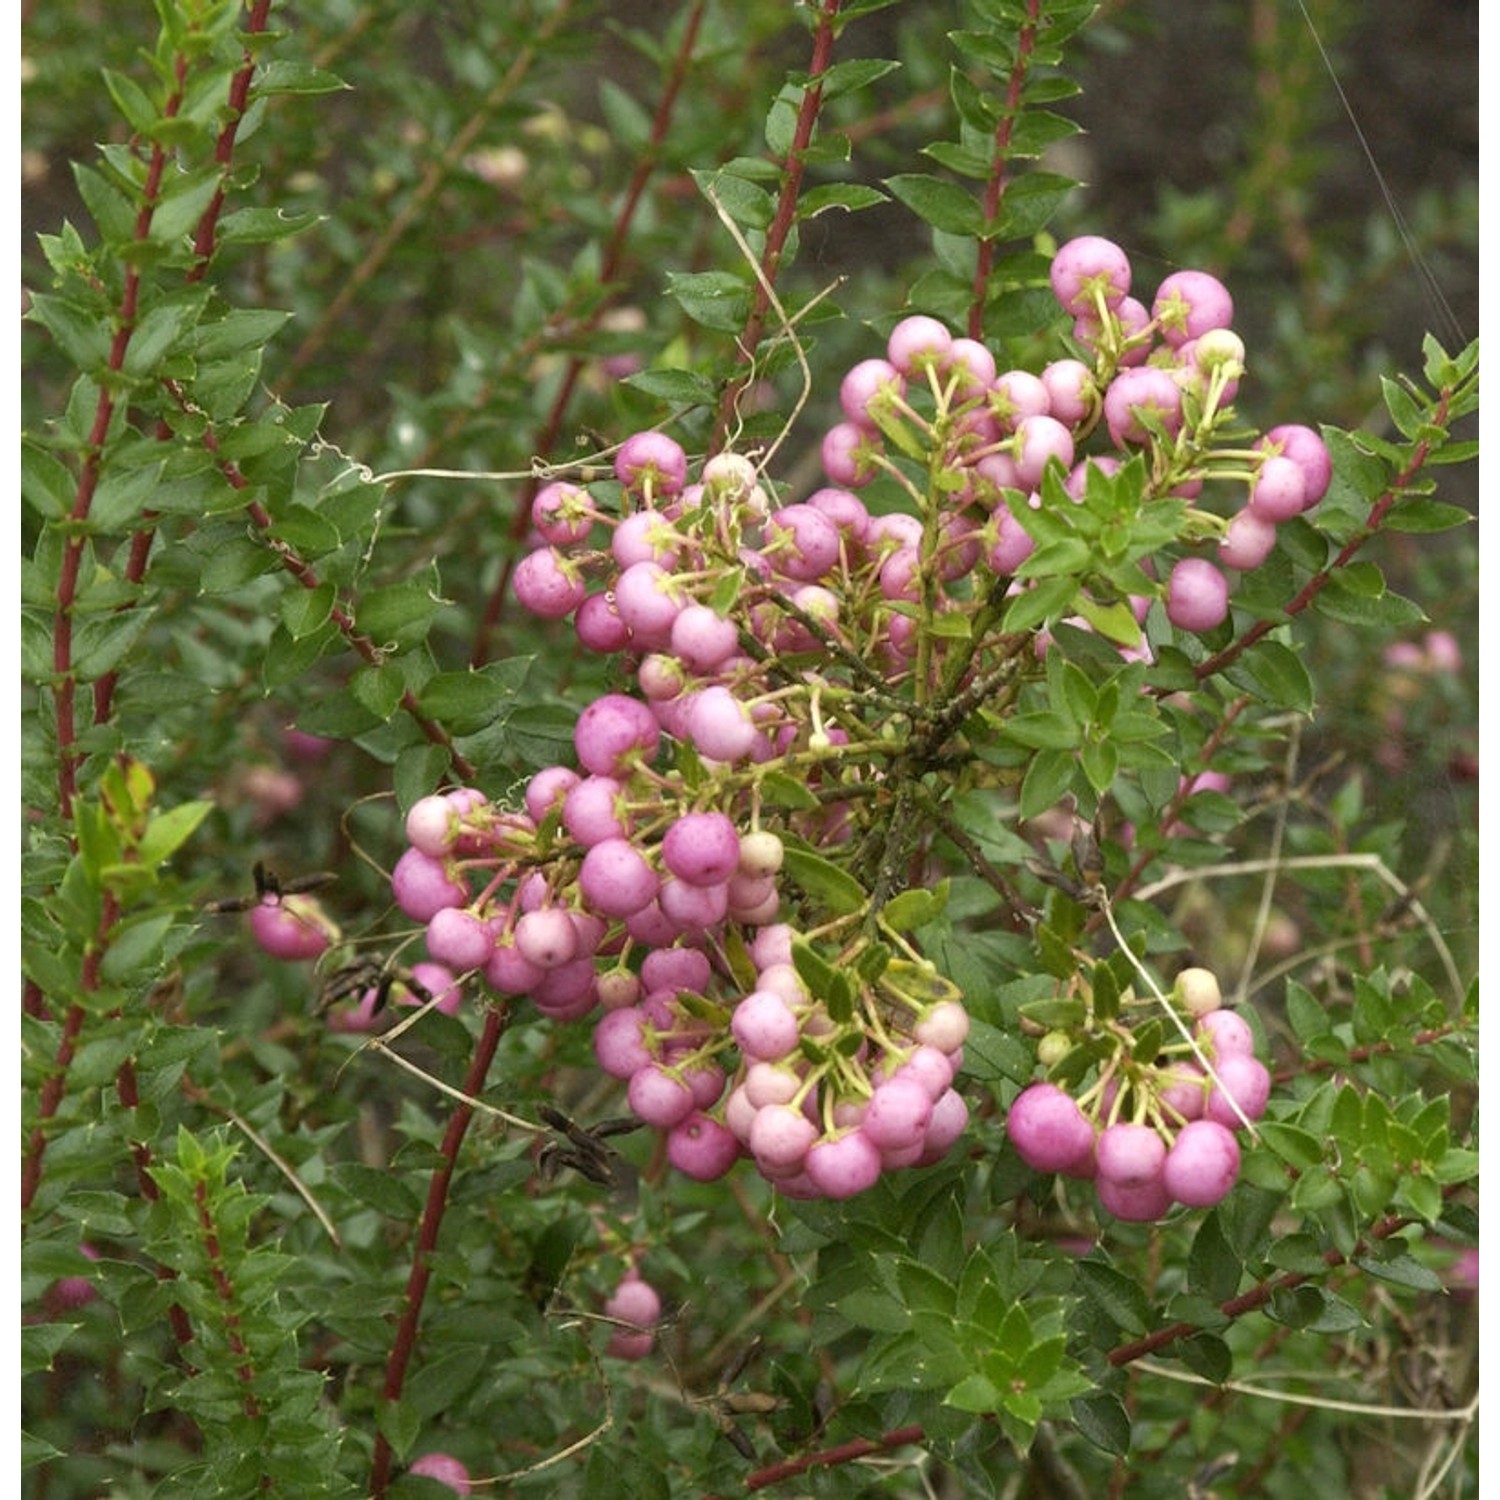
[710,0,844,451]
[94,1,275,733]
[1107,1203,1422,1367]
[368,1003,511,1498]
[968,0,1043,340]
[742,1423,926,1492]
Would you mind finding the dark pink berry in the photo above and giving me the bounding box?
[667,1112,743,1180]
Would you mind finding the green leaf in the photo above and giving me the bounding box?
[1075,1260,1151,1336]
[694,167,775,231]
[1314,569,1426,628]
[22,1323,79,1377]
[418,661,530,733]
[879,884,948,933]
[1018,747,1077,820]
[1071,1391,1131,1456]
[281,582,337,639]
[621,368,717,406]
[356,574,448,645]
[665,269,750,333]
[27,291,113,372]
[781,844,868,915]
[1353,1251,1444,1293]
[21,441,77,520]
[1187,1211,1242,1304]
[884,173,984,236]
[1383,498,1473,532]
[796,182,889,219]
[945,1373,1001,1413]
[1224,639,1314,715]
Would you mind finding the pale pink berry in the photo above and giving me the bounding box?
[1162,1119,1241,1207]
[1049,235,1132,317]
[1166,557,1229,632]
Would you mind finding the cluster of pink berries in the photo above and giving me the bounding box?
[379,771,974,1199]
[1007,968,1269,1221]
[238,235,1310,1222]
[1045,235,1333,633]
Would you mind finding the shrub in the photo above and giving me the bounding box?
[21,3,1477,1496]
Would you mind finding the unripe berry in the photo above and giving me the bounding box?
[1174,967,1223,1017]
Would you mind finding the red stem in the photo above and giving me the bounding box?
[710,0,843,450]
[368,1003,510,1498]
[967,0,1043,340]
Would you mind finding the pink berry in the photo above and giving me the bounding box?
[1007,1083,1096,1175]
[1166,557,1230,632]
[574,590,632,653]
[627,1064,697,1129]
[1103,366,1184,447]
[1218,509,1278,572]
[1196,1008,1255,1059]
[1095,1173,1173,1223]
[667,1112,743,1181]
[1247,455,1308,524]
[860,1077,935,1152]
[577,837,659,918]
[1095,1121,1168,1189]
[731,989,801,1061]
[513,545,586,619]
[885,314,953,376]
[574,692,660,776]
[820,420,883,488]
[1204,1054,1272,1129]
[1049,235,1132,318]
[425,906,495,972]
[1162,1119,1241,1207]
[530,480,595,546]
[409,1452,473,1496]
[614,430,687,497]
[513,906,580,970]
[749,1103,818,1176]
[248,894,339,961]
[661,811,741,887]
[1151,269,1235,348]
[916,1087,970,1165]
[683,685,759,763]
[804,1129,883,1199]
[1258,423,1332,509]
[839,357,906,429]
